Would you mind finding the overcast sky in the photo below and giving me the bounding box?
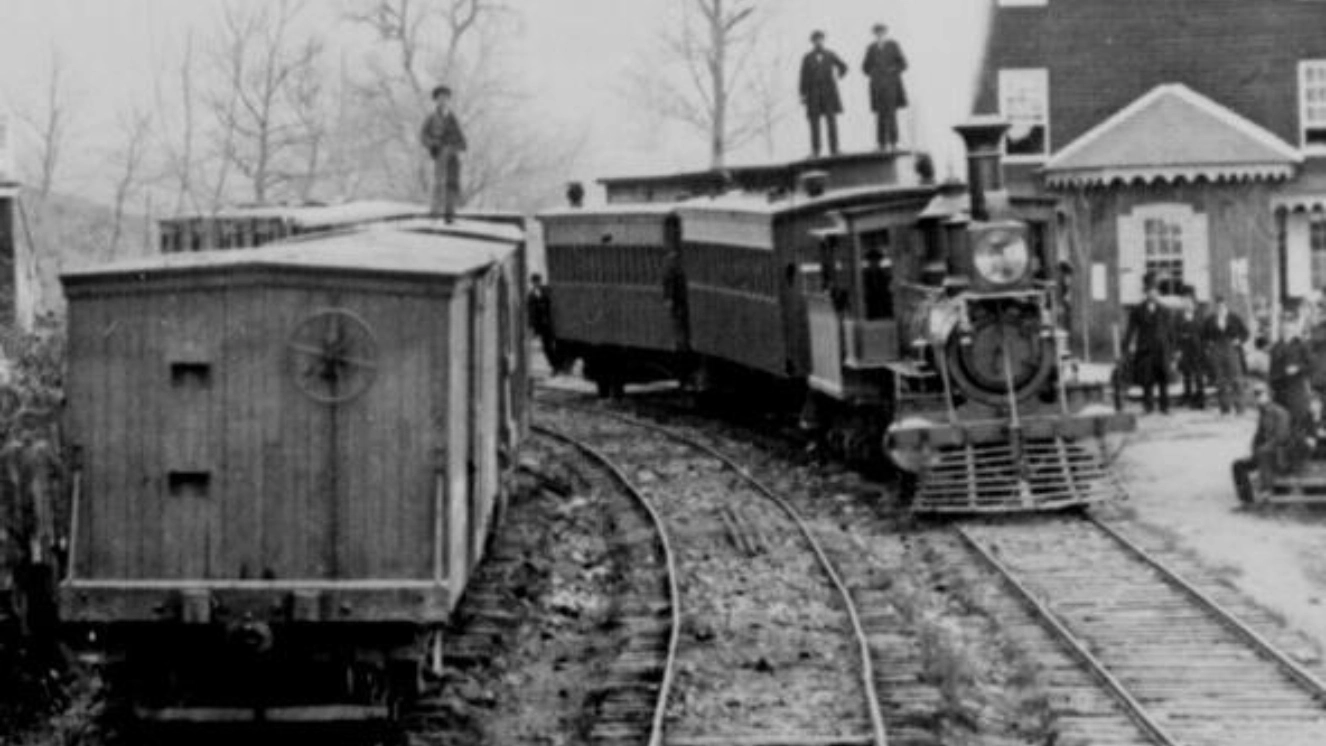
[0,0,989,204]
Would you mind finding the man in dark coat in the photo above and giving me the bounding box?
[1174,297,1207,409]
[1269,312,1314,435]
[1232,383,1293,505]
[419,84,467,222]
[1201,296,1249,415]
[799,31,848,158]
[1123,285,1174,414]
[527,274,559,373]
[861,23,908,151]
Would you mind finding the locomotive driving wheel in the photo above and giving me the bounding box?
[287,308,380,404]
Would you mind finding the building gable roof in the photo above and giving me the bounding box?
[1045,83,1302,187]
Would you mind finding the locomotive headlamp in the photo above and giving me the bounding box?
[972,225,1030,285]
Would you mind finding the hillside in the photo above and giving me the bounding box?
[13,191,151,322]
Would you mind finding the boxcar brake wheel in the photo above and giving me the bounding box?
[287,308,380,404]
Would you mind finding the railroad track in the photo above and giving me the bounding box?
[959,515,1326,746]
[532,424,679,746]
[536,397,886,746]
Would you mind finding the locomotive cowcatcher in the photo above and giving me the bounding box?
[57,217,526,728]
[538,118,1134,512]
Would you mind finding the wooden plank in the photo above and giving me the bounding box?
[449,288,472,593]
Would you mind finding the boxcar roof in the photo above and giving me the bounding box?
[538,202,682,219]
[676,183,936,219]
[63,224,519,284]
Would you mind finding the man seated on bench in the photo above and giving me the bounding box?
[1298,393,1326,463]
[1232,383,1293,505]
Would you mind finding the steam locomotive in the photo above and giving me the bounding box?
[538,119,1134,513]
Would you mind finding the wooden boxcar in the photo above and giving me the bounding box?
[58,220,525,723]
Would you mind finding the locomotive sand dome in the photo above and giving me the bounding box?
[539,119,1134,513]
[58,218,526,726]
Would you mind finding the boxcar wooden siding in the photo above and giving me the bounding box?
[549,285,675,351]
[686,289,786,375]
[546,238,676,351]
[542,214,669,247]
[67,279,458,583]
[683,242,780,298]
[681,209,775,251]
[547,243,669,286]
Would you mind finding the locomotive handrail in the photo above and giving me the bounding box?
[542,398,890,746]
[530,422,682,746]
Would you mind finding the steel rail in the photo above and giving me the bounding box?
[532,424,681,746]
[1089,516,1326,703]
[954,526,1182,746]
[541,399,889,746]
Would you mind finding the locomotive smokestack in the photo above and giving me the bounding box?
[954,117,1011,222]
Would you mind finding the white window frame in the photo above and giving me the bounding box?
[998,68,1050,162]
[1299,60,1326,153]
[1117,203,1210,304]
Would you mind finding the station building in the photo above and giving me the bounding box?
[972,0,1326,356]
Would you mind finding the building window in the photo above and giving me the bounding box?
[998,69,1049,159]
[1144,217,1186,295]
[1300,60,1326,150]
[1312,217,1326,289]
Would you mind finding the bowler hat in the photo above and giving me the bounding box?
[872,23,888,34]
[432,84,452,100]
[810,30,825,42]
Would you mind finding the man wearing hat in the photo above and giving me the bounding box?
[799,30,848,157]
[419,84,467,222]
[862,23,908,151]
[1231,383,1293,505]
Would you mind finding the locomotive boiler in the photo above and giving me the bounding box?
[538,119,1134,513]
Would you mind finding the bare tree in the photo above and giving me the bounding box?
[107,106,153,256]
[206,0,328,204]
[627,0,784,168]
[15,46,77,202]
[346,0,582,210]
[153,32,204,215]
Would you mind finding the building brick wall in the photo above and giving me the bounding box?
[974,0,1326,154]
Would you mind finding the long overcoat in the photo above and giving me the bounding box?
[862,39,908,112]
[1123,302,1174,386]
[799,49,847,117]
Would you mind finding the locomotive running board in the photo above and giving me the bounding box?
[912,437,1126,514]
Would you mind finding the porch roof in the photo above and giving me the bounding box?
[1045,83,1301,188]
[1272,159,1326,212]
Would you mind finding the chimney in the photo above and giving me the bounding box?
[953,117,1011,222]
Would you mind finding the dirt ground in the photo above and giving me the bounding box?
[1114,404,1326,659]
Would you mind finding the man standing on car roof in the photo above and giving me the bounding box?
[799,30,848,157]
[862,22,908,152]
[420,84,466,222]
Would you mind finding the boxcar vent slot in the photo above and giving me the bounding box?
[170,362,212,388]
[168,471,212,498]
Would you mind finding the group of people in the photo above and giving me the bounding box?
[799,23,909,157]
[1232,306,1326,504]
[1122,285,1250,416]
[1120,282,1326,503]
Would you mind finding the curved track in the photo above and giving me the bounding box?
[532,424,680,746]
[959,515,1326,746]
[537,396,888,746]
